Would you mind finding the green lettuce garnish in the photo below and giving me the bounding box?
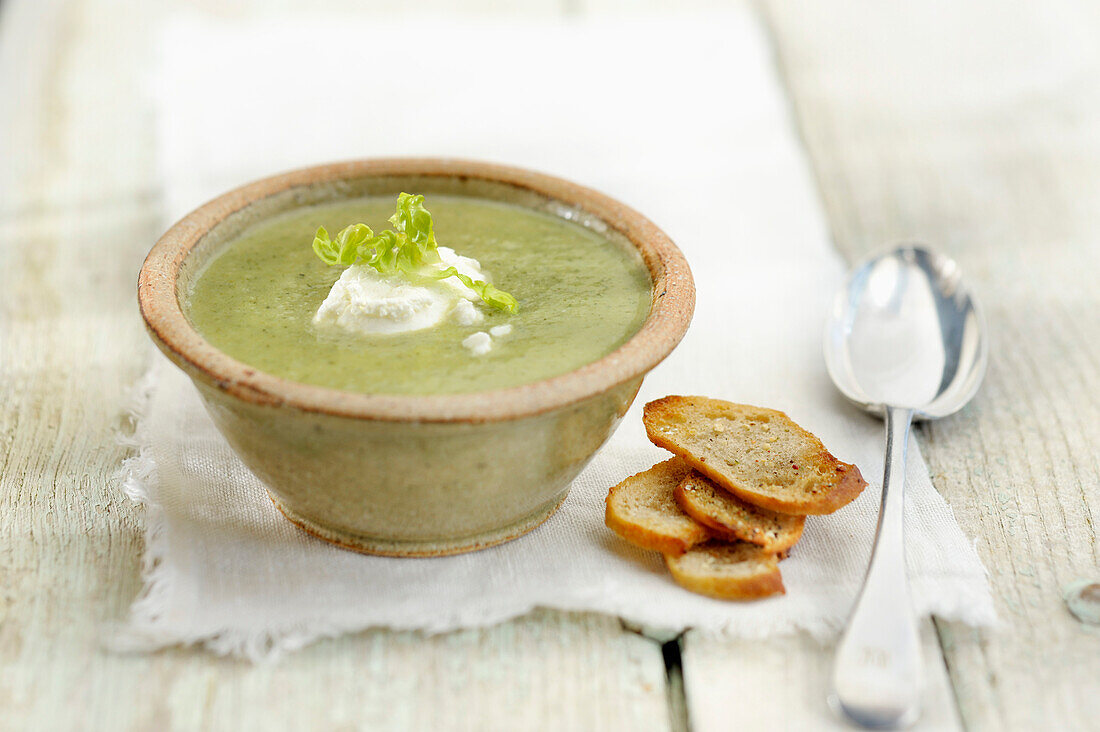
[311,193,518,314]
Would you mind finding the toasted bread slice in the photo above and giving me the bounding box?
[644,396,867,515]
[605,458,711,555]
[675,471,805,552]
[664,541,785,599]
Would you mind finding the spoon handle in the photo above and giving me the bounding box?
[830,406,922,729]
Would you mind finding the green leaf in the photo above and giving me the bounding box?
[336,223,374,266]
[366,230,400,272]
[311,193,518,313]
[311,226,340,265]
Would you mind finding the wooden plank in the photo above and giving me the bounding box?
[757,0,1100,729]
[0,1,673,730]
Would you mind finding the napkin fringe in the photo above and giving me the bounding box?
[108,364,178,654]
[116,362,159,501]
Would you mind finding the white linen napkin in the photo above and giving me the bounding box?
[119,9,995,659]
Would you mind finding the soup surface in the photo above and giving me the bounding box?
[185,195,653,395]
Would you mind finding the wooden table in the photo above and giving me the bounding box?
[2,1,1097,729]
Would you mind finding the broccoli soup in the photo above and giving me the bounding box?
[185,194,652,395]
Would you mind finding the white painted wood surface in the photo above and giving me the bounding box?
[1,0,1096,730]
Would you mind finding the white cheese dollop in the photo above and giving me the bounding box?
[313,247,489,336]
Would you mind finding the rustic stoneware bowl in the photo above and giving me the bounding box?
[139,158,694,556]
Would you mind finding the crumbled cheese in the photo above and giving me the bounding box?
[489,324,513,338]
[452,299,485,326]
[462,331,492,356]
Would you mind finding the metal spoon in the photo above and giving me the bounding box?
[823,245,988,728]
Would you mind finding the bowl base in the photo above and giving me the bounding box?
[268,491,568,557]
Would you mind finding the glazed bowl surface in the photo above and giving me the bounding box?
[139,158,695,556]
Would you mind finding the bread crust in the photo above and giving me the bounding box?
[604,458,711,555]
[664,542,786,600]
[674,472,805,552]
[643,396,867,515]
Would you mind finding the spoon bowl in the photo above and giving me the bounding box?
[824,245,987,728]
[825,246,987,419]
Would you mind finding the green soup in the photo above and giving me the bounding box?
[185,196,652,395]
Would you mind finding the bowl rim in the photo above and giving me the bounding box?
[138,158,695,423]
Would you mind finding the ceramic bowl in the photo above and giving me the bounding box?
[138,159,694,556]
